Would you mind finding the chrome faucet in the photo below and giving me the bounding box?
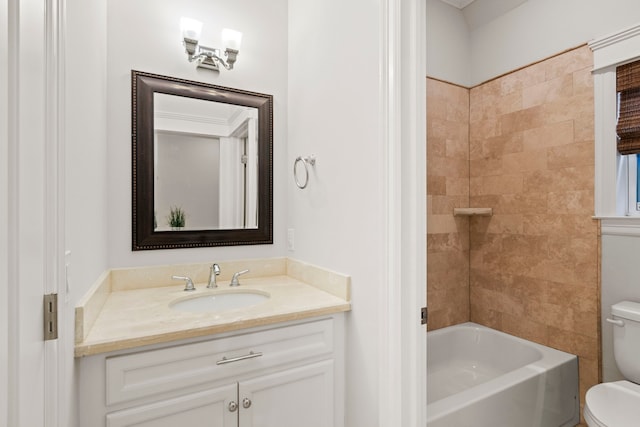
[229,269,249,287]
[207,263,221,288]
[172,275,196,291]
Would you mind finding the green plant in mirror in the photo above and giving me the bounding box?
[167,206,186,229]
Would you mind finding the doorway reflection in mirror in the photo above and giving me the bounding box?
[153,93,259,231]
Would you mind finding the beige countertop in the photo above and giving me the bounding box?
[75,259,351,357]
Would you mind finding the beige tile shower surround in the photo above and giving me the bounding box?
[427,45,600,417]
[426,78,471,330]
[75,258,351,357]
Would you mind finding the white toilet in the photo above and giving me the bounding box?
[584,301,640,427]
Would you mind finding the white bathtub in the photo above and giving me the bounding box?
[427,322,579,427]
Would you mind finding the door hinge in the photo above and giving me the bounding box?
[421,306,428,325]
[43,293,58,341]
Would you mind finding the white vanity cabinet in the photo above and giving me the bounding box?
[78,315,344,427]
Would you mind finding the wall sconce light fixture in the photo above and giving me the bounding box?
[180,17,242,71]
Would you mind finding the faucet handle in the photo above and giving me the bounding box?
[229,269,249,287]
[172,275,196,292]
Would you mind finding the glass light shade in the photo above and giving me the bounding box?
[221,28,242,51]
[180,17,203,41]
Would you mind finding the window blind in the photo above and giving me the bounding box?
[617,60,640,155]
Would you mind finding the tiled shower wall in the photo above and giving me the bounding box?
[426,79,470,331]
[427,45,600,404]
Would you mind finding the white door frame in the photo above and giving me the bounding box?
[5,0,64,426]
[380,0,427,426]
[1,0,10,425]
[45,0,66,425]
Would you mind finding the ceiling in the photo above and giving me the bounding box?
[439,0,476,8]
[439,0,528,30]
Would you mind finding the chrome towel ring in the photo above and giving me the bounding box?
[293,155,316,189]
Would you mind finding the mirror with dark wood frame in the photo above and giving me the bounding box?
[132,70,273,250]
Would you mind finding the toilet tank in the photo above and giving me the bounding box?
[612,301,640,383]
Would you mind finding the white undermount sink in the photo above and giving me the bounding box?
[170,291,269,313]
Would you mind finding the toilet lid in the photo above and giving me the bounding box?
[585,381,640,427]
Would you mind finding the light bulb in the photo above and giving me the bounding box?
[180,17,203,41]
[222,28,242,51]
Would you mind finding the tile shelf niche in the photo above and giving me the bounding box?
[453,208,493,217]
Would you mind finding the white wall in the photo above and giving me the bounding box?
[426,0,471,86]
[428,0,640,87]
[155,134,220,229]
[469,0,640,85]
[65,0,109,425]
[288,1,385,425]
[0,0,8,424]
[106,0,287,267]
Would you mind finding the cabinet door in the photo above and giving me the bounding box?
[106,384,238,427]
[239,361,334,427]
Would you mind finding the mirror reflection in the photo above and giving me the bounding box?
[153,94,259,231]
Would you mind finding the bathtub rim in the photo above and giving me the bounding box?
[426,322,579,424]
[427,322,577,371]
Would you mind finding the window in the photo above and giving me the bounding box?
[622,153,640,215]
[617,60,640,216]
[590,22,640,230]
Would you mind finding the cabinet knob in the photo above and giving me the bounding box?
[228,401,238,412]
[242,398,252,409]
